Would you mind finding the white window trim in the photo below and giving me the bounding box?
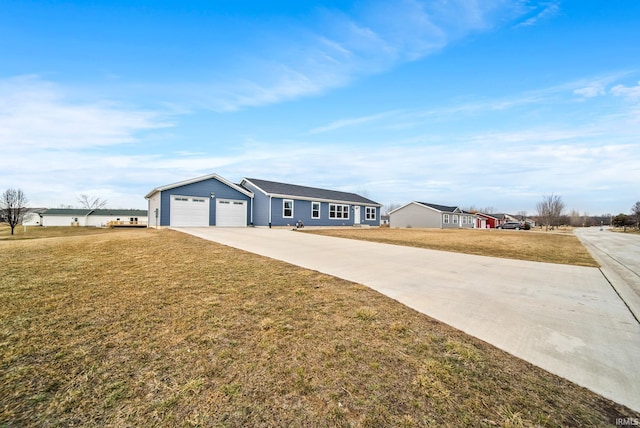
[443,214,450,224]
[311,201,321,219]
[283,199,294,218]
[329,203,350,220]
[365,206,376,220]
[453,214,458,224]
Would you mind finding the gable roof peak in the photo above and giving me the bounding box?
[416,201,460,213]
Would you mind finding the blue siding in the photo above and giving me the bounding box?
[268,197,380,227]
[241,181,270,226]
[159,178,252,226]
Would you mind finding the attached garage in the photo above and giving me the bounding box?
[146,173,254,228]
[170,195,209,227]
[216,199,247,227]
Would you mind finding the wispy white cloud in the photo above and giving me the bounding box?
[201,0,541,111]
[573,83,606,98]
[0,75,172,150]
[514,1,560,28]
[611,81,640,100]
[309,110,401,134]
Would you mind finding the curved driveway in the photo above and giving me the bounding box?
[178,227,640,412]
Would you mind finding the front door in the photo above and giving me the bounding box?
[353,206,361,224]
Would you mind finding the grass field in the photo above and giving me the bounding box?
[304,228,598,267]
[1,226,635,426]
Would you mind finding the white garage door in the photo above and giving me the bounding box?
[216,199,247,227]
[170,195,209,227]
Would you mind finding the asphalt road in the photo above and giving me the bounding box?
[178,226,640,412]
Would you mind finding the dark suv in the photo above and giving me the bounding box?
[497,222,524,230]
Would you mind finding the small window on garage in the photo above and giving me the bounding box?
[283,200,294,218]
[193,198,206,203]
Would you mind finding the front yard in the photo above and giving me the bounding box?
[304,228,598,267]
[0,227,633,426]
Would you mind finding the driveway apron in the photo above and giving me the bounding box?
[178,227,640,412]
[574,226,640,322]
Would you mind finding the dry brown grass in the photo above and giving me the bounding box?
[0,225,116,241]
[305,228,598,267]
[1,228,634,426]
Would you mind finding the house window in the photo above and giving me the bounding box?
[311,202,320,219]
[283,200,293,218]
[443,214,450,224]
[365,207,376,220]
[453,215,458,224]
[329,204,349,219]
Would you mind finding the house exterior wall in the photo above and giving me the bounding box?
[476,214,499,228]
[266,198,379,227]
[87,215,148,227]
[157,178,252,227]
[148,192,161,228]
[43,215,88,227]
[390,204,442,228]
[241,181,270,226]
[442,212,475,229]
[241,181,380,227]
[22,212,42,226]
[390,204,475,229]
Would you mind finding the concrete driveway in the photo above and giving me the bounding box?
[178,227,640,411]
[574,226,640,322]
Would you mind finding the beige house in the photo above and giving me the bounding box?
[389,201,476,229]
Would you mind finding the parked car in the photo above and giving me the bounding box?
[497,222,524,230]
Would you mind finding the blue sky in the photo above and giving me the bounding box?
[1,1,639,215]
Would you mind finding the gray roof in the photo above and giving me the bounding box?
[43,209,93,216]
[416,202,460,213]
[91,209,148,216]
[243,178,381,206]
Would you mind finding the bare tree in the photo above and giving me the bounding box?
[1,188,29,235]
[384,203,402,214]
[632,201,640,229]
[536,194,565,231]
[77,194,108,209]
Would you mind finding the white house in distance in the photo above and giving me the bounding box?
[389,201,476,229]
[38,209,148,227]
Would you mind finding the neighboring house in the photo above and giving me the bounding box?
[493,213,518,223]
[40,209,148,227]
[475,212,502,229]
[389,201,476,229]
[21,208,47,226]
[145,173,382,228]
